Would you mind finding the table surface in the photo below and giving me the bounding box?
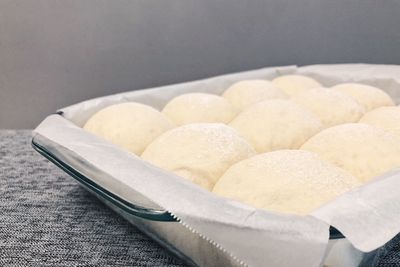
[0,130,399,267]
[0,130,188,267]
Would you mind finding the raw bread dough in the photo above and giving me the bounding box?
[359,106,400,139]
[301,123,400,182]
[222,79,287,109]
[213,150,359,215]
[162,93,239,125]
[332,83,394,111]
[229,99,323,153]
[292,88,365,127]
[83,102,174,155]
[141,123,256,190]
[272,75,322,96]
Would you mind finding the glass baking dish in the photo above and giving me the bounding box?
[33,64,400,266]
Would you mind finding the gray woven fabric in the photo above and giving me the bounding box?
[0,130,188,267]
[359,234,400,267]
[1,130,399,267]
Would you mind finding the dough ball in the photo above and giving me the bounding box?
[83,102,174,155]
[162,93,239,126]
[301,123,400,182]
[332,83,394,111]
[292,88,365,127]
[141,123,255,190]
[272,75,322,96]
[229,100,323,153]
[222,79,287,109]
[213,150,359,215]
[359,106,400,138]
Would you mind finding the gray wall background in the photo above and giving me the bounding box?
[1,0,400,129]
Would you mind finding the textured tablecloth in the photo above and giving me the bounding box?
[0,130,399,267]
[0,130,188,267]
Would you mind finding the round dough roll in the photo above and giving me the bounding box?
[213,150,359,215]
[292,88,365,127]
[301,123,400,182]
[229,100,323,153]
[162,93,239,126]
[84,102,174,155]
[272,75,322,96]
[141,123,255,190]
[332,83,394,111]
[222,79,287,109]
[359,106,400,139]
